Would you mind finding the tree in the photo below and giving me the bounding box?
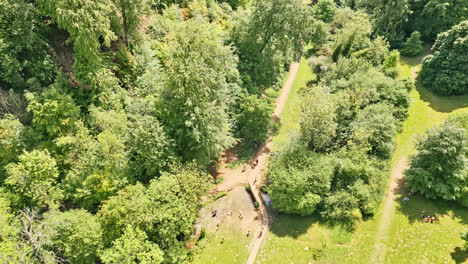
[268,143,333,215]
[300,86,338,152]
[359,0,411,47]
[159,18,239,165]
[417,0,468,40]
[405,122,467,201]
[0,0,55,90]
[25,81,80,139]
[236,93,274,144]
[232,0,313,86]
[5,150,62,209]
[112,0,150,46]
[99,164,210,263]
[462,231,468,250]
[351,103,397,158]
[127,114,173,182]
[101,226,164,264]
[43,210,103,264]
[321,190,361,222]
[0,114,24,180]
[36,0,116,83]
[57,119,130,209]
[420,21,468,95]
[313,0,337,23]
[401,31,424,57]
[0,197,32,263]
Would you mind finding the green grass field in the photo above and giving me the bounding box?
[257,55,468,264]
[191,218,253,264]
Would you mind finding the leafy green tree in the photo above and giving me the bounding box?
[0,0,55,90]
[401,31,424,57]
[112,0,150,46]
[420,21,468,95]
[268,143,333,215]
[414,0,468,40]
[5,150,62,209]
[300,86,338,152]
[43,210,103,264]
[101,226,164,264]
[313,0,337,23]
[0,114,24,180]
[359,0,411,47]
[25,82,80,139]
[127,114,173,182]
[321,190,361,222]
[236,93,274,144]
[36,0,116,83]
[0,197,31,263]
[99,164,210,263]
[57,120,130,209]
[405,122,467,201]
[232,0,313,86]
[351,103,397,158]
[160,18,238,165]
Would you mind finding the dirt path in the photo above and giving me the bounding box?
[197,62,300,264]
[371,157,408,263]
[245,62,300,264]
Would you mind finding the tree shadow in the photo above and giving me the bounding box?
[269,211,353,239]
[451,247,468,264]
[415,80,468,113]
[394,176,468,226]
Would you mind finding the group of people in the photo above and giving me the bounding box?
[421,211,436,223]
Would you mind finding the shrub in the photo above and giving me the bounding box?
[406,122,467,201]
[321,191,361,223]
[268,143,333,215]
[401,31,424,57]
[420,21,468,95]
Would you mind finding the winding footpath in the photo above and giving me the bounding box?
[245,62,300,264]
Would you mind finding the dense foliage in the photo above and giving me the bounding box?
[0,0,319,262]
[268,7,412,223]
[420,21,468,95]
[401,31,424,57]
[406,112,468,205]
[1,0,463,261]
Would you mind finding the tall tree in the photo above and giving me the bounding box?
[159,18,239,165]
[112,0,150,46]
[359,0,411,47]
[420,21,468,95]
[0,0,55,90]
[5,150,62,209]
[232,0,314,86]
[43,210,103,264]
[405,122,467,201]
[0,114,24,181]
[36,0,116,83]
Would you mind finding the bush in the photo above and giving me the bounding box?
[401,31,424,57]
[268,143,334,215]
[236,93,274,144]
[420,21,468,95]
[321,191,361,223]
[406,121,467,201]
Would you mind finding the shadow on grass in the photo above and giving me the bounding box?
[394,176,468,225]
[416,81,468,113]
[269,211,353,239]
[451,247,468,264]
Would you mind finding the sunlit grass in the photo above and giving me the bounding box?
[271,57,315,152]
